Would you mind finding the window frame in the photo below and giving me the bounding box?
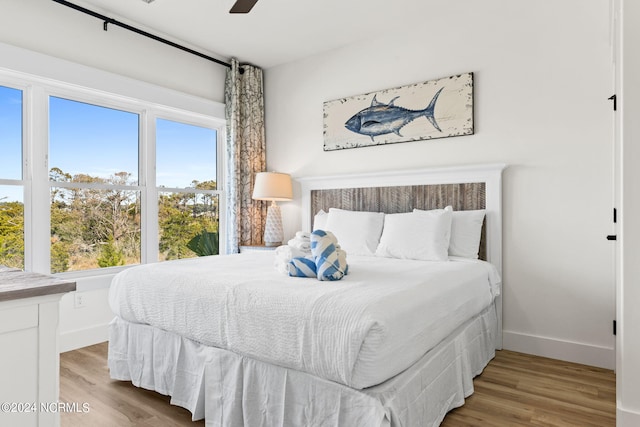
[148,111,225,264]
[0,61,226,278]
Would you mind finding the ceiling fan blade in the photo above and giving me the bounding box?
[229,0,259,13]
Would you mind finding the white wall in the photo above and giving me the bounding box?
[0,0,228,352]
[0,0,226,103]
[265,0,616,368]
[617,0,640,423]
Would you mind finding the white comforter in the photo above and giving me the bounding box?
[109,252,500,389]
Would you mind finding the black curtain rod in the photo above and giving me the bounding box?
[51,0,231,69]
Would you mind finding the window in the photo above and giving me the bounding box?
[0,85,24,269]
[156,118,219,260]
[49,97,141,273]
[0,55,225,277]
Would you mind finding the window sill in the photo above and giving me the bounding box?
[53,265,136,292]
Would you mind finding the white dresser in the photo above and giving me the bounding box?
[0,266,76,427]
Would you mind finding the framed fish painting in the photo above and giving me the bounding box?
[323,72,473,151]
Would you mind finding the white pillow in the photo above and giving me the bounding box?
[377,207,453,261]
[414,208,485,258]
[449,209,486,259]
[313,209,328,231]
[324,208,385,256]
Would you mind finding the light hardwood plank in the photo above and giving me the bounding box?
[60,344,615,426]
[442,350,615,427]
[60,343,203,427]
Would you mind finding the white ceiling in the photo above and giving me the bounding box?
[68,0,440,69]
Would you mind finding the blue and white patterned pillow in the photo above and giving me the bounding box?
[311,230,348,281]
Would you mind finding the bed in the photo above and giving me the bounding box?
[108,163,506,427]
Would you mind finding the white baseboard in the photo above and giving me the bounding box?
[59,322,109,353]
[618,407,640,426]
[502,330,614,370]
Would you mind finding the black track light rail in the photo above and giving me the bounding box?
[51,0,231,68]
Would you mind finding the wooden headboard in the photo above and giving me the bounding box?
[310,182,487,259]
[298,163,506,347]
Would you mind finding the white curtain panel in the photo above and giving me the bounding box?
[225,58,267,253]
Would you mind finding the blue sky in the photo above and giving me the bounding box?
[0,86,22,203]
[0,86,22,181]
[49,96,140,182]
[0,88,217,203]
[50,97,217,188]
[156,118,217,188]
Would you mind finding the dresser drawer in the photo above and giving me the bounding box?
[0,304,38,334]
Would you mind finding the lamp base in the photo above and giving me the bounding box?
[264,203,284,247]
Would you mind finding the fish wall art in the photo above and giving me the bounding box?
[323,73,473,151]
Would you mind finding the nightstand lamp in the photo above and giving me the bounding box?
[252,172,293,247]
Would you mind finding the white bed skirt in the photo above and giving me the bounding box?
[108,303,498,427]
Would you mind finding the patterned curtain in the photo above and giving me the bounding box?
[224,58,267,253]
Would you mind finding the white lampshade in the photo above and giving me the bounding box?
[252,172,293,201]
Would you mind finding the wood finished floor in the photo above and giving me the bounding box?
[60,343,615,427]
